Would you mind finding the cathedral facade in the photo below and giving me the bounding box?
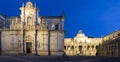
[0,1,65,56]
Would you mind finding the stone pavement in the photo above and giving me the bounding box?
[0,55,120,62]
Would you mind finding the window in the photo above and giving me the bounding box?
[79,46,82,51]
[92,45,94,49]
[96,46,98,49]
[118,33,120,36]
[55,24,59,30]
[71,46,74,50]
[87,46,90,49]
[64,46,66,49]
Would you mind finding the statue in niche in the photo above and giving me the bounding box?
[51,24,55,30]
[27,16,33,25]
[18,40,21,47]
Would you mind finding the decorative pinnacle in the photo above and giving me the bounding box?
[22,2,24,7]
[78,30,83,34]
[35,3,36,8]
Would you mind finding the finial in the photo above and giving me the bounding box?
[34,3,36,8]
[22,2,24,7]
[61,11,65,21]
[78,30,83,34]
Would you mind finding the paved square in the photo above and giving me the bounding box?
[0,55,120,62]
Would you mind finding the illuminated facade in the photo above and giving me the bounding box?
[64,30,120,57]
[98,30,120,57]
[0,1,120,57]
[64,30,102,56]
[0,1,65,56]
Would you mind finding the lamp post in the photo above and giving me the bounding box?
[22,5,25,54]
[35,7,39,55]
[48,30,51,56]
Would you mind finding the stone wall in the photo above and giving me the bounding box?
[1,31,23,55]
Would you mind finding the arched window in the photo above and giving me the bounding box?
[87,46,90,49]
[92,45,94,49]
[71,46,74,50]
[79,46,82,51]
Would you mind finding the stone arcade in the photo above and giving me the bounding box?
[0,1,65,56]
[64,30,102,56]
[64,30,120,57]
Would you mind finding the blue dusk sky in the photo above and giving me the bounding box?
[0,0,120,38]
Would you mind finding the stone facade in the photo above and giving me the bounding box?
[98,30,120,57]
[0,0,120,57]
[0,1,65,56]
[64,30,102,56]
[64,30,120,57]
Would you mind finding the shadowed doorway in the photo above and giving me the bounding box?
[26,42,32,54]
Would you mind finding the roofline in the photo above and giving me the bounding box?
[102,30,120,38]
[41,16,63,18]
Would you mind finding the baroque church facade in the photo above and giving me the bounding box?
[0,1,120,57]
[0,1,65,56]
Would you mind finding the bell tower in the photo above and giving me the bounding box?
[20,0,39,26]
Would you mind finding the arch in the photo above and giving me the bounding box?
[87,45,90,49]
[79,46,82,51]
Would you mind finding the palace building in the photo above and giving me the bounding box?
[98,30,120,57]
[64,30,120,57]
[64,30,102,56]
[0,1,65,56]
